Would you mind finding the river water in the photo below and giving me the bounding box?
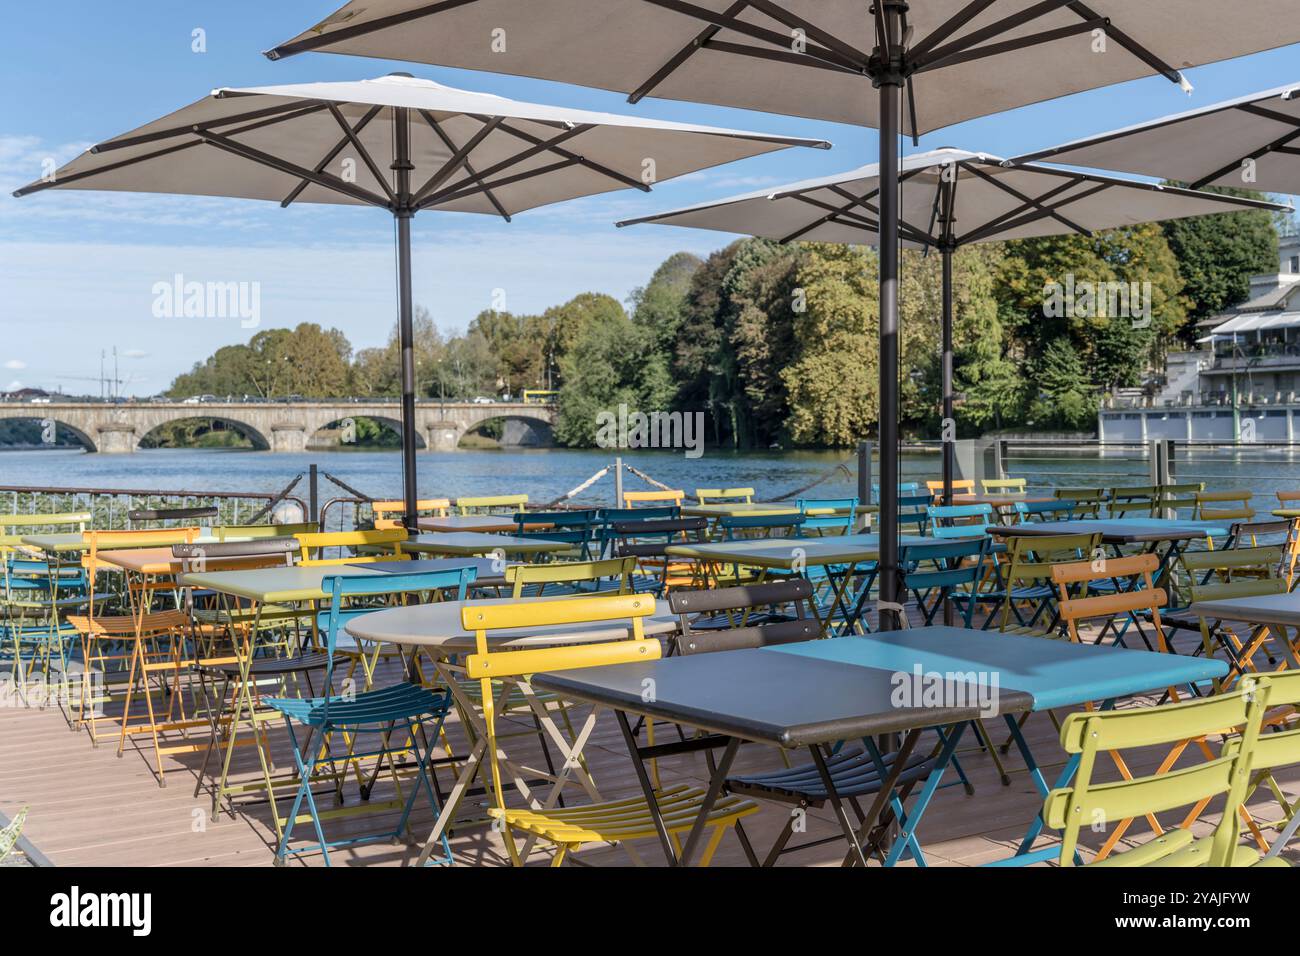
[2,445,1298,506]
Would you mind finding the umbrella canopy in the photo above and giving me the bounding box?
[1016,82,1300,194]
[617,148,1288,244]
[14,73,827,527]
[268,0,1300,627]
[14,74,827,210]
[618,147,1290,543]
[267,1,1300,135]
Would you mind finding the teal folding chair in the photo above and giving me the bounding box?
[267,566,475,866]
[1013,499,1077,522]
[514,510,599,560]
[796,496,858,535]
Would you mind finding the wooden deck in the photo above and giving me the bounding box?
[3,626,1299,868]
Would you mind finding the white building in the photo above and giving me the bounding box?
[1098,233,1300,442]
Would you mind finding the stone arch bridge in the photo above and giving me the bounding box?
[0,401,555,453]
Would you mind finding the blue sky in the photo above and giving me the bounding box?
[2,1,1298,396]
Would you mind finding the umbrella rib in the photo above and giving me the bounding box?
[912,0,1076,69]
[696,39,861,74]
[963,163,1091,237]
[954,177,1080,243]
[197,129,390,208]
[484,119,648,192]
[637,0,859,71]
[421,157,583,209]
[1064,1,1182,84]
[418,110,511,221]
[416,122,592,209]
[629,0,755,104]
[915,19,1103,74]
[265,0,485,60]
[1188,126,1300,190]
[741,0,869,67]
[15,105,329,198]
[327,103,396,205]
[13,139,201,197]
[282,105,383,208]
[966,181,1109,243]
[1236,103,1300,130]
[908,0,1000,61]
[89,99,320,154]
[410,115,506,206]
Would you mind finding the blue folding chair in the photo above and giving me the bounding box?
[514,510,599,560]
[267,567,475,866]
[796,496,858,536]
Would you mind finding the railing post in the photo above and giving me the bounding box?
[1148,439,1162,486]
[994,439,1008,480]
[857,441,872,529]
[614,456,624,509]
[309,463,319,525]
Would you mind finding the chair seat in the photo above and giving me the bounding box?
[266,681,449,728]
[1088,828,1264,867]
[493,783,757,844]
[68,609,188,637]
[202,651,341,677]
[726,747,933,804]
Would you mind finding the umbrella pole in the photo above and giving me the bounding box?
[941,244,954,509]
[393,107,420,531]
[941,242,955,627]
[875,1,905,631]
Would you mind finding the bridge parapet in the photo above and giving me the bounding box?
[0,401,555,453]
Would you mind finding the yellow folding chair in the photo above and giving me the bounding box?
[457,493,528,515]
[621,489,685,508]
[981,477,1026,494]
[1043,678,1279,867]
[695,487,754,505]
[461,593,757,866]
[371,498,450,529]
[294,529,405,562]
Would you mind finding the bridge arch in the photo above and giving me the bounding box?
[0,413,97,452]
[137,416,271,452]
[309,415,426,450]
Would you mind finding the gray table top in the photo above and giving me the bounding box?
[1188,589,1300,626]
[344,594,677,652]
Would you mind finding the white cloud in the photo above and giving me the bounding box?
[3,359,26,369]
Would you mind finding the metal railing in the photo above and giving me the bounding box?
[0,483,307,530]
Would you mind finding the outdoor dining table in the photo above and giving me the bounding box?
[665,533,937,635]
[347,557,518,591]
[988,518,1229,593]
[1187,588,1300,687]
[950,493,1056,523]
[344,595,679,865]
[416,515,554,534]
[532,625,1228,867]
[397,532,571,559]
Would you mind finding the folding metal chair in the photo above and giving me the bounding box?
[512,509,599,560]
[796,496,859,535]
[609,517,709,594]
[1042,678,1278,867]
[267,568,475,866]
[461,593,757,866]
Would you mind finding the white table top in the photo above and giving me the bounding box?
[345,594,677,652]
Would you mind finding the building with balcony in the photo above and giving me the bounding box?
[1099,234,1300,442]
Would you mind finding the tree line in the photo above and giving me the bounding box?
[167,187,1288,448]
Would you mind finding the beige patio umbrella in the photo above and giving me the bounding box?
[617,147,1291,507]
[13,73,827,526]
[267,0,1300,625]
[1017,81,1300,194]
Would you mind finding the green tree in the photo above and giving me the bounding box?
[781,243,879,447]
[1160,185,1280,335]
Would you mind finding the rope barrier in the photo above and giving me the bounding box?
[622,463,676,492]
[771,459,855,501]
[321,471,376,502]
[246,474,303,525]
[540,466,610,509]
